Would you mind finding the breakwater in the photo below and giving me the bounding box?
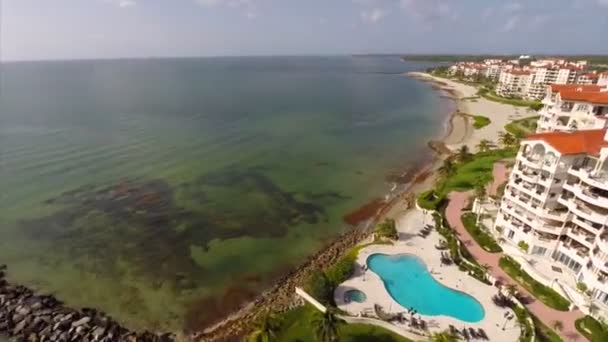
[0,265,174,342]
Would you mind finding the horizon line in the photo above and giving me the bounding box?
[3,52,608,64]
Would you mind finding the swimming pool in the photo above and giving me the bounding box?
[367,253,484,322]
[344,289,366,303]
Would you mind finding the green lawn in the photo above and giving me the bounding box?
[436,148,517,196]
[505,116,540,139]
[472,115,491,129]
[499,256,570,311]
[478,89,543,109]
[575,315,608,342]
[461,213,502,253]
[532,314,562,342]
[277,305,412,342]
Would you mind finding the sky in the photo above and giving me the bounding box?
[2,0,608,61]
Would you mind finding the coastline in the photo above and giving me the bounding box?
[191,72,475,341]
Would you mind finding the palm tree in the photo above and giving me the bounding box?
[431,330,461,342]
[498,132,518,147]
[311,308,345,342]
[248,311,282,342]
[457,145,472,162]
[476,139,492,153]
[438,159,457,179]
[552,320,563,332]
[505,284,518,298]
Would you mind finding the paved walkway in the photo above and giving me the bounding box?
[445,191,585,341]
[488,162,507,197]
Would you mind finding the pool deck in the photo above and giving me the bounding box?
[335,209,520,341]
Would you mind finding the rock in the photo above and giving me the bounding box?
[71,317,90,327]
[13,319,27,335]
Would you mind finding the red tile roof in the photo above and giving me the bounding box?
[525,129,608,156]
[549,84,602,93]
[560,90,608,104]
[507,70,530,75]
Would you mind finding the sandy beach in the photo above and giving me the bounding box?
[408,72,537,152]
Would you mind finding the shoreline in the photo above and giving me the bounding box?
[0,71,508,342]
[190,72,472,341]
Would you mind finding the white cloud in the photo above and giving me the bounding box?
[501,15,520,32]
[503,2,522,12]
[119,0,136,8]
[598,0,608,7]
[361,8,388,23]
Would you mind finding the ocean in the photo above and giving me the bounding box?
[0,56,446,331]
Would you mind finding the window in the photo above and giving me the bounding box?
[508,230,515,239]
[532,246,547,256]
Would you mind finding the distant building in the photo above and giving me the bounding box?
[599,73,608,87]
[496,69,532,98]
[537,84,608,132]
[578,72,600,85]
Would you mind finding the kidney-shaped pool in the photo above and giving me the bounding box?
[367,253,485,322]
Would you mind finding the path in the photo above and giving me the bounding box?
[488,162,507,197]
[445,191,584,341]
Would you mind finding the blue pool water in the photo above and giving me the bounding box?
[345,289,367,303]
[367,253,484,322]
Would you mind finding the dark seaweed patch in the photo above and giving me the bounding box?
[19,168,340,294]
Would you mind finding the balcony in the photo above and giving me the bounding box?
[567,229,595,248]
[535,221,566,235]
[573,216,601,235]
[571,199,608,225]
[511,179,546,201]
[560,241,590,261]
[579,186,608,210]
[519,155,543,169]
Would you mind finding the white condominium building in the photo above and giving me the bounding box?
[578,72,601,85]
[493,129,608,313]
[599,73,608,87]
[536,84,608,133]
[496,70,532,98]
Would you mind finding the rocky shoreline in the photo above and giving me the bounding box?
[0,265,174,342]
[192,193,414,342]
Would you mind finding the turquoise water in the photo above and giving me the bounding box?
[367,253,484,322]
[0,57,446,330]
[345,289,366,303]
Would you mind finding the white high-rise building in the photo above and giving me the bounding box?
[493,128,608,316]
[536,84,608,133]
[496,70,532,98]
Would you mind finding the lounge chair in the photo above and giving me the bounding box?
[469,327,478,339]
[449,325,459,336]
[462,328,470,341]
[477,328,488,340]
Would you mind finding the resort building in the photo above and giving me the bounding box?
[578,72,600,85]
[599,73,608,87]
[536,84,608,133]
[493,128,608,317]
[496,70,532,98]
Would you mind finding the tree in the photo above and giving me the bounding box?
[498,132,518,147]
[306,270,333,305]
[505,284,518,298]
[311,308,345,342]
[476,139,493,153]
[248,311,282,342]
[552,320,563,332]
[474,178,486,201]
[375,218,398,240]
[438,159,457,179]
[431,330,461,342]
[457,145,472,162]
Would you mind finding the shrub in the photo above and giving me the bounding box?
[499,256,570,311]
[305,269,333,305]
[375,218,398,240]
[326,252,357,287]
[417,190,444,210]
[575,316,608,342]
[518,241,529,252]
[472,115,491,129]
[577,282,588,293]
[461,213,502,253]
